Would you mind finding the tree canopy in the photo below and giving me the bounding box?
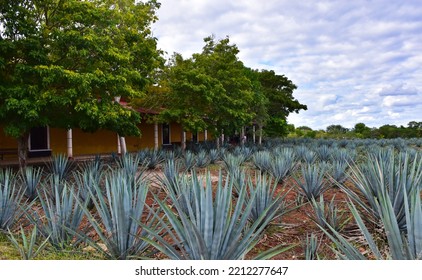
[255,69,307,137]
[289,121,422,139]
[144,36,258,137]
[138,35,307,138]
[1,2,309,165]
[0,0,163,164]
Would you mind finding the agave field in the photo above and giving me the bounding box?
[0,137,421,260]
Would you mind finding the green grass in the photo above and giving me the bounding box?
[0,232,20,259]
[0,231,103,260]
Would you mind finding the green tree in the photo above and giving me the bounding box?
[195,36,256,137]
[256,69,307,137]
[156,53,221,133]
[149,36,257,141]
[353,122,371,138]
[0,0,162,166]
[326,124,349,134]
[378,124,400,138]
[407,121,422,129]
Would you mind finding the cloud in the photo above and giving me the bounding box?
[382,95,419,107]
[378,84,419,96]
[153,0,422,130]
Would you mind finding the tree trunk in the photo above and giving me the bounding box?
[17,132,29,168]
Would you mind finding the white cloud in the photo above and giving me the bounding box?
[153,0,422,130]
[378,83,419,96]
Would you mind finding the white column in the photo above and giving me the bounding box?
[67,129,73,158]
[204,129,208,141]
[154,122,159,150]
[252,125,256,143]
[241,126,245,145]
[181,131,186,150]
[117,134,121,154]
[119,136,127,154]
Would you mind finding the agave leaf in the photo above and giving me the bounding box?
[75,170,155,259]
[403,186,422,259]
[348,201,383,259]
[144,170,288,260]
[254,243,296,260]
[7,226,50,260]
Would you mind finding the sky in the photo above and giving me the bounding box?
[151,0,422,130]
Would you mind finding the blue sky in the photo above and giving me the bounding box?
[152,0,422,130]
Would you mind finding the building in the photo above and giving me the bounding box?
[0,107,210,162]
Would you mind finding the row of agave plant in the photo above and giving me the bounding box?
[0,153,293,260]
[0,138,421,260]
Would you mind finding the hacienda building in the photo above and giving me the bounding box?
[0,107,210,162]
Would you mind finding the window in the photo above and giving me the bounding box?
[29,126,50,151]
[162,123,170,145]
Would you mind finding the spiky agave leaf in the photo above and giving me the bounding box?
[208,149,220,164]
[0,168,26,231]
[269,153,296,183]
[304,233,321,260]
[246,172,291,226]
[19,166,43,201]
[143,171,289,260]
[47,154,75,181]
[181,150,197,171]
[316,145,331,162]
[7,225,50,260]
[222,153,246,175]
[252,151,273,173]
[310,195,350,233]
[195,150,210,169]
[321,183,422,260]
[343,151,422,231]
[76,170,158,260]
[327,160,348,185]
[115,152,146,187]
[73,163,105,210]
[27,181,85,249]
[293,163,329,201]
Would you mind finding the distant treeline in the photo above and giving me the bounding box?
[290,121,422,139]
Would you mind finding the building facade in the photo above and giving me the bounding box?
[0,118,209,161]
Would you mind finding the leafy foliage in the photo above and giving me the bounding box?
[256,69,307,137]
[0,0,162,165]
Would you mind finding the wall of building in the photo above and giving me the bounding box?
[1,121,214,161]
[0,127,18,149]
